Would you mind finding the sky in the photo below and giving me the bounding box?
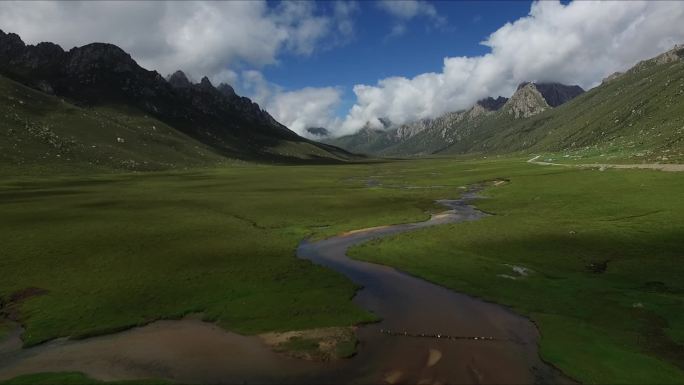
[1,0,684,137]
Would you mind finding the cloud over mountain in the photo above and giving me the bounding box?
[2,1,683,138]
[0,1,356,83]
[241,71,342,137]
[337,0,684,135]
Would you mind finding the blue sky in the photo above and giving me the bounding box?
[1,0,683,136]
[265,2,533,85]
[262,1,534,116]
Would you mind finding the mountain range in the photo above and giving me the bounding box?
[325,82,585,156]
[1,28,683,170]
[326,46,684,163]
[0,29,353,170]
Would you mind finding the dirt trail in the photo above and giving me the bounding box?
[527,155,684,172]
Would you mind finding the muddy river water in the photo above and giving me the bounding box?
[0,186,572,384]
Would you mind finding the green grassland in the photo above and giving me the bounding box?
[0,157,544,347]
[350,164,684,384]
[1,158,683,384]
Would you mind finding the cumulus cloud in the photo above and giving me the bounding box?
[377,0,439,20]
[241,71,342,138]
[336,0,684,136]
[0,1,357,82]
[377,0,445,37]
[0,0,360,135]
[332,1,360,45]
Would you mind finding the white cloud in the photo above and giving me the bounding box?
[333,1,360,44]
[336,0,684,136]
[377,0,445,38]
[0,0,357,83]
[3,1,683,138]
[269,88,342,137]
[241,71,342,138]
[273,1,329,56]
[388,24,408,38]
[377,0,438,20]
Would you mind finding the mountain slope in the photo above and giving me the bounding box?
[329,45,683,162]
[326,82,584,156]
[438,45,684,162]
[325,96,510,156]
[0,29,353,167]
[0,73,226,172]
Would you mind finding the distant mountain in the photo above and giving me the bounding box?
[325,96,509,156]
[533,83,585,107]
[502,82,585,119]
[326,80,591,157]
[306,127,330,137]
[441,44,684,161]
[325,93,508,156]
[0,29,354,166]
[477,96,508,111]
[328,44,683,163]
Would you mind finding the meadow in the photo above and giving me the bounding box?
[1,157,683,384]
[0,157,538,346]
[351,162,684,384]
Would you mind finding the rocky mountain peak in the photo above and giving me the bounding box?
[533,83,584,107]
[65,43,137,75]
[217,83,236,98]
[377,117,393,129]
[0,28,300,156]
[504,83,550,119]
[199,76,214,89]
[504,82,584,118]
[0,29,26,55]
[652,44,684,65]
[476,96,508,111]
[623,43,684,76]
[167,70,191,88]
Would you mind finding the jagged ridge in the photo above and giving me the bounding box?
[0,29,352,163]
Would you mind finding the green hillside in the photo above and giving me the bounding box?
[0,75,355,173]
[0,74,229,173]
[439,48,684,162]
[323,127,398,156]
[327,46,684,163]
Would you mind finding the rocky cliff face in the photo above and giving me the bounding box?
[533,83,584,107]
[503,83,550,118]
[504,82,584,118]
[387,96,507,142]
[0,29,300,158]
[476,96,508,111]
[653,44,684,65]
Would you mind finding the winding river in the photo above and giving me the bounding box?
[0,185,572,384]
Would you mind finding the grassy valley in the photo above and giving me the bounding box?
[1,19,683,385]
[0,158,522,347]
[2,158,683,384]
